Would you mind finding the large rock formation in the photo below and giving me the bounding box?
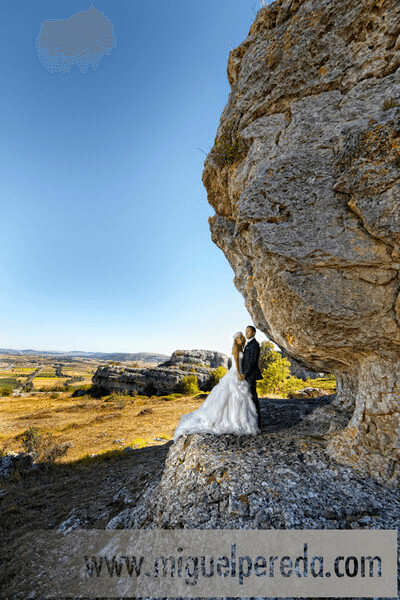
[160,349,229,369]
[105,398,400,598]
[108,416,400,533]
[92,350,229,396]
[203,0,400,486]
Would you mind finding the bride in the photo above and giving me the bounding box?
[173,332,261,441]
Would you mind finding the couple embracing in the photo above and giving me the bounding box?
[173,326,262,441]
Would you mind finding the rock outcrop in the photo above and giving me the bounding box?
[110,430,400,533]
[6,398,399,599]
[105,396,400,598]
[0,452,36,479]
[92,350,229,396]
[203,0,400,486]
[160,349,229,369]
[281,349,324,380]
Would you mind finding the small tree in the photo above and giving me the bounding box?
[180,375,200,396]
[210,366,227,389]
[257,351,304,397]
[259,341,277,370]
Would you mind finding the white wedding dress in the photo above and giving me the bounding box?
[173,352,260,441]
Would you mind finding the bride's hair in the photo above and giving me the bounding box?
[232,331,245,351]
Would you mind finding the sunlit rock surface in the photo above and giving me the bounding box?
[202,0,400,486]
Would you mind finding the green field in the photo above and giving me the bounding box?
[0,377,18,387]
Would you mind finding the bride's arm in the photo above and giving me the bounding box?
[233,347,245,380]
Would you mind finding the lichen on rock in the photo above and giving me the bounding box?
[203,0,400,486]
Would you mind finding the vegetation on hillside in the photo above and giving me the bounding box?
[180,374,200,396]
[257,341,336,398]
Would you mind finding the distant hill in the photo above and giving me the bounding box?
[0,349,169,364]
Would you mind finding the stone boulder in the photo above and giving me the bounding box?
[92,350,229,396]
[202,0,400,486]
[0,452,35,479]
[289,386,326,399]
[160,349,229,369]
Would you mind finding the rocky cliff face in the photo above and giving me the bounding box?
[203,0,400,486]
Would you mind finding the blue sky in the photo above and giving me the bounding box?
[1,0,270,357]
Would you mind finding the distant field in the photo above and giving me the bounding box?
[32,378,65,389]
[32,378,93,391]
[62,368,94,377]
[36,371,56,378]
[0,377,18,386]
[0,352,193,460]
[0,354,97,393]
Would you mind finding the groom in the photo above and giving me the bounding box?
[240,325,262,429]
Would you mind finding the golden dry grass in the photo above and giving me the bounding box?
[62,367,94,376]
[7,367,35,375]
[0,390,205,461]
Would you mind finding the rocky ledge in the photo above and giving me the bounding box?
[103,394,400,599]
[107,394,400,530]
[7,395,398,600]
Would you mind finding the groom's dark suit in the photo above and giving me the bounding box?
[242,337,262,429]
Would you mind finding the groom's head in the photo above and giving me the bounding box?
[245,325,256,340]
